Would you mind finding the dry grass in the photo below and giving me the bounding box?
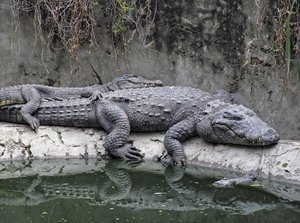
[8,0,157,65]
[12,0,97,62]
[101,0,157,48]
[274,0,300,77]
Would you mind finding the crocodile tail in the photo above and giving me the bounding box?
[0,99,20,106]
[0,105,25,124]
[0,86,24,106]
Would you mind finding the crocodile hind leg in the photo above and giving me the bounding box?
[20,86,42,130]
[95,100,144,161]
[162,119,196,166]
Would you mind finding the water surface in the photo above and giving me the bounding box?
[0,160,299,223]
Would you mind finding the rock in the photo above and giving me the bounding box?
[0,122,299,184]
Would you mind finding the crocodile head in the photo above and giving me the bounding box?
[113,74,163,89]
[196,104,280,146]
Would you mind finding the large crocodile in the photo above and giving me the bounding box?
[0,86,280,165]
[0,74,163,130]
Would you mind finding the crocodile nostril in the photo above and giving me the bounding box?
[263,129,280,143]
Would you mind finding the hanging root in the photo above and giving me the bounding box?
[12,0,97,61]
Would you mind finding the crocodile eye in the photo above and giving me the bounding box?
[223,112,243,121]
[245,111,255,117]
[127,74,138,78]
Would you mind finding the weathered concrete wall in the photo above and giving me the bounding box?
[0,0,299,139]
[0,123,299,185]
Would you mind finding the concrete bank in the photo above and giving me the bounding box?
[0,122,299,184]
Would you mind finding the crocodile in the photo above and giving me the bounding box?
[0,74,163,130]
[0,86,280,165]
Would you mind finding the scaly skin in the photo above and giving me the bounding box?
[0,74,163,130]
[0,86,280,165]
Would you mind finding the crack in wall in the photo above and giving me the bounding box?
[56,130,65,144]
[90,62,102,84]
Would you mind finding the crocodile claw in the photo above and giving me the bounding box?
[89,90,103,101]
[27,117,40,131]
[109,144,144,161]
[125,147,144,160]
[157,152,186,167]
[125,159,144,168]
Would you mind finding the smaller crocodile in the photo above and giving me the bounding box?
[0,74,163,130]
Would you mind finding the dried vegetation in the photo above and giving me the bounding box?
[12,0,97,62]
[274,0,300,78]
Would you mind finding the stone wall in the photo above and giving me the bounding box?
[0,0,299,139]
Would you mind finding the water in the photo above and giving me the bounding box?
[0,159,299,223]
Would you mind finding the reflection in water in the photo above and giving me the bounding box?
[0,160,299,223]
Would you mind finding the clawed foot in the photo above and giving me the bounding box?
[124,159,143,168]
[29,117,40,131]
[102,154,143,168]
[105,159,143,169]
[25,116,40,131]
[21,111,40,131]
[89,90,103,101]
[109,144,144,161]
[157,151,186,166]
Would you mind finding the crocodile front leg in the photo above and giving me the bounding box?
[96,100,144,161]
[163,119,196,166]
[21,86,42,130]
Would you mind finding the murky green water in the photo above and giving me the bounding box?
[0,160,299,223]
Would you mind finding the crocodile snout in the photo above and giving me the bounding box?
[261,128,280,144]
[249,128,280,145]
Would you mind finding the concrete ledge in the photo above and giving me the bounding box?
[0,122,299,184]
